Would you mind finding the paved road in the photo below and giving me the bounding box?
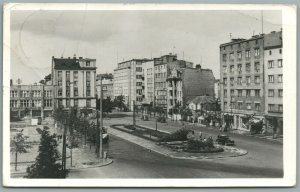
[68,113,283,178]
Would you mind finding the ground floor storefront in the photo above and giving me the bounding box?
[223,113,265,132]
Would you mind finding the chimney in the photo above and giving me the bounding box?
[195,64,201,69]
[73,54,76,59]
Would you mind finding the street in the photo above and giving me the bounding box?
[68,113,283,178]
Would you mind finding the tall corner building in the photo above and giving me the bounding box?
[220,30,283,132]
[220,35,265,130]
[51,56,97,110]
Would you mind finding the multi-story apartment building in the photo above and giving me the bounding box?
[220,35,265,130]
[166,65,215,118]
[10,84,54,118]
[214,79,221,100]
[96,78,114,99]
[264,31,283,134]
[154,54,193,110]
[51,56,97,110]
[113,59,150,110]
[142,60,155,105]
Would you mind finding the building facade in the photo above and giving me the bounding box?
[220,35,265,130]
[264,31,283,134]
[166,66,215,118]
[142,60,155,105]
[10,84,54,118]
[96,78,114,99]
[51,56,97,110]
[113,59,150,110]
[154,54,193,110]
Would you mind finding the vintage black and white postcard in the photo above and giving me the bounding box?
[2,3,296,187]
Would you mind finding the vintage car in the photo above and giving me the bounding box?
[216,134,235,146]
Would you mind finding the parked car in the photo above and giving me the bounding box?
[216,134,235,146]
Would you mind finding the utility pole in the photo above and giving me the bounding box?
[99,77,103,159]
[133,101,136,127]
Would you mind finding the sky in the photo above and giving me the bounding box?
[10,10,282,84]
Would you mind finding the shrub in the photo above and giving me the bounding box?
[250,121,263,134]
[160,128,191,142]
[187,137,215,151]
[157,116,166,123]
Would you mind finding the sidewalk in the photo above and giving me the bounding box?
[108,125,247,161]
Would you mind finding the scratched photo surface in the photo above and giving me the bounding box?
[6,6,290,185]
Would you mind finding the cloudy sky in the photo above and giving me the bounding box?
[10,9,282,84]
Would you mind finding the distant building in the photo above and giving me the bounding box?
[96,73,113,81]
[214,79,220,100]
[154,53,193,111]
[96,78,114,99]
[142,60,155,105]
[220,34,265,131]
[166,65,215,118]
[113,59,150,110]
[264,31,283,134]
[10,84,54,118]
[51,56,97,110]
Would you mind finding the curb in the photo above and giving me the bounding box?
[109,125,248,161]
[69,159,113,170]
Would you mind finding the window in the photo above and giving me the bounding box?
[246,90,251,97]
[20,100,30,108]
[224,102,227,108]
[45,90,52,97]
[237,51,242,59]
[254,48,260,56]
[223,78,227,86]
[230,89,234,96]
[74,87,78,97]
[224,89,227,98]
[136,67,142,72]
[278,59,282,68]
[57,71,62,80]
[238,102,243,109]
[279,49,282,54]
[33,90,41,97]
[21,90,30,97]
[246,76,251,85]
[268,75,274,83]
[223,66,227,73]
[268,89,274,97]
[246,50,250,58]
[255,90,260,97]
[86,88,91,97]
[229,53,234,60]
[238,90,242,97]
[86,61,90,67]
[255,103,261,111]
[58,81,62,86]
[74,99,78,107]
[269,50,272,55]
[246,103,252,110]
[254,76,260,84]
[268,104,275,111]
[230,65,234,73]
[230,78,234,85]
[58,99,63,107]
[10,100,18,108]
[66,99,70,108]
[237,77,242,85]
[246,63,251,72]
[86,99,91,107]
[58,88,62,97]
[255,62,260,72]
[223,54,227,61]
[66,71,70,80]
[73,71,78,80]
[237,64,242,72]
[10,91,18,98]
[268,60,274,68]
[278,89,283,97]
[278,104,283,112]
[44,100,52,107]
[278,75,283,83]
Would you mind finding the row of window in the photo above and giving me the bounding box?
[224,101,261,111]
[10,90,52,98]
[268,74,282,83]
[222,48,260,62]
[10,99,52,108]
[223,62,260,73]
[57,99,91,108]
[268,89,283,97]
[224,89,261,97]
[155,72,167,78]
[268,104,283,113]
[155,82,167,88]
[268,59,283,68]
[155,65,166,71]
[223,76,261,86]
[221,39,261,51]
